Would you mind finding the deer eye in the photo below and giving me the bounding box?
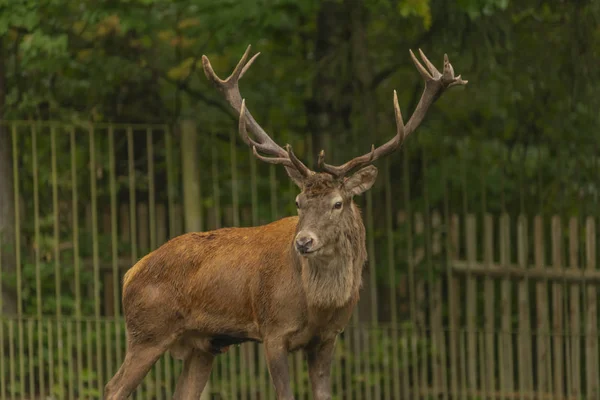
[334,202,343,210]
[295,201,300,209]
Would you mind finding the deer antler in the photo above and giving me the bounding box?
[202,45,313,178]
[319,49,468,178]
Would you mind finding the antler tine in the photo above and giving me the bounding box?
[319,92,404,177]
[204,45,314,180]
[239,100,312,176]
[417,48,441,79]
[238,99,262,149]
[319,50,467,178]
[202,46,287,157]
[251,146,294,167]
[286,144,312,177]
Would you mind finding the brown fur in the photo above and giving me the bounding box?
[104,171,375,400]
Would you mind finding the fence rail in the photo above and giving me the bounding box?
[1,121,599,399]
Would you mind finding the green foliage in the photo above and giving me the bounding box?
[0,1,598,395]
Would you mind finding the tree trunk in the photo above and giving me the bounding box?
[306,0,352,166]
[0,37,18,315]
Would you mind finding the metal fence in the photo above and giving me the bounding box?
[0,120,599,399]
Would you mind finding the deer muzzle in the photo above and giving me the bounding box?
[295,232,318,256]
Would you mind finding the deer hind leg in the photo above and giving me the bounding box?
[172,349,215,400]
[104,339,169,400]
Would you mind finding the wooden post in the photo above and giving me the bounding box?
[483,214,495,396]
[551,216,564,396]
[517,215,532,394]
[568,217,580,396]
[180,120,209,399]
[499,213,514,395]
[181,120,203,233]
[534,216,552,395]
[465,214,478,395]
[585,218,598,398]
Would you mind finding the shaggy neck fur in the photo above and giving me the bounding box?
[297,203,367,309]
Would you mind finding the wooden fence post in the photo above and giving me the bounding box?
[180,119,210,399]
[181,120,203,233]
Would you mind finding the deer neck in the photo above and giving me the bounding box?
[297,204,367,309]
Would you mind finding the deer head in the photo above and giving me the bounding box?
[202,45,466,258]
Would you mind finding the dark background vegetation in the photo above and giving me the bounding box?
[0,0,599,317]
[0,1,599,397]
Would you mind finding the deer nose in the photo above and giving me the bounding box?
[295,234,315,254]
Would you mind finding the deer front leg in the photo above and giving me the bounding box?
[264,340,295,400]
[306,338,336,400]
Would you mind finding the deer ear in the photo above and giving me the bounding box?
[344,165,378,196]
[285,167,305,188]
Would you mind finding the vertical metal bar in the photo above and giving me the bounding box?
[12,125,25,398]
[105,319,113,393]
[465,215,478,394]
[431,211,446,399]
[535,216,552,396]
[147,128,162,400]
[9,319,15,400]
[248,344,257,400]
[0,319,5,400]
[164,127,174,398]
[108,126,122,366]
[250,154,258,226]
[478,330,486,399]
[164,351,172,398]
[47,321,53,399]
[27,319,34,396]
[249,148,259,400]
[400,328,409,399]
[517,216,532,396]
[221,345,229,397]
[147,128,156,249]
[459,328,467,398]
[230,127,239,227]
[384,158,397,400]
[353,321,361,399]
[499,214,514,395]
[365,189,376,400]
[259,341,268,399]
[344,331,353,400]
[229,346,238,398]
[165,126,176,239]
[585,218,599,398]
[230,125,242,398]
[70,127,84,399]
[568,217,581,397]
[401,141,417,399]
[51,126,65,400]
[551,216,564,397]
[89,124,104,394]
[211,129,221,229]
[423,148,441,396]
[31,124,46,397]
[483,215,495,399]
[269,165,277,220]
[67,320,74,400]
[297,350,304,397]
[85,320,93,397]
[128,127,138,263]
[442,143,458,399]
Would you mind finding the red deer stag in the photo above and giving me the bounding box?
[104,45,466,399]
